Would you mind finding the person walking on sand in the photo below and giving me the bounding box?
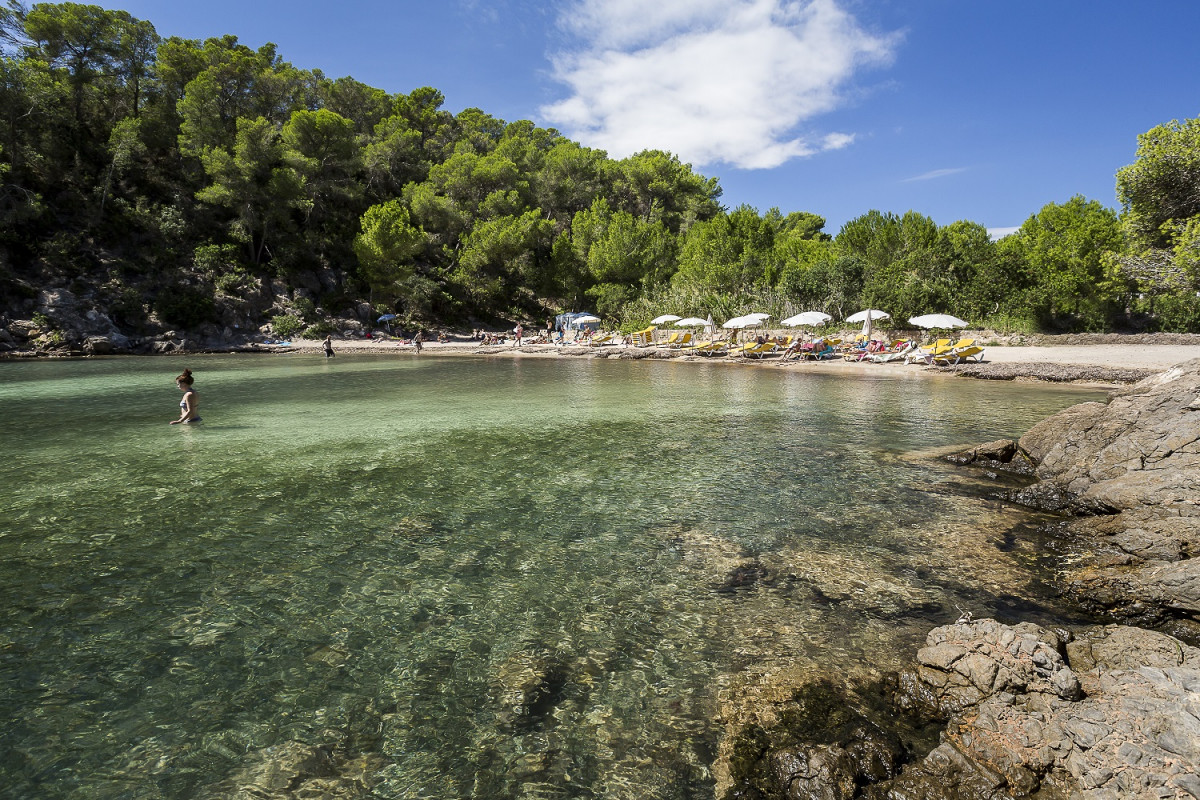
[414,329,423,353]
[170,368,201,424]
[514,324,523,347]
[323,335,335,358]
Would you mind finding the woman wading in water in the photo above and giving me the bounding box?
[170,368,201,424]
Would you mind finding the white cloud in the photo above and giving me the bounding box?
[987,226,1019,241]
[541,0,896,169]
[902,167,968,182]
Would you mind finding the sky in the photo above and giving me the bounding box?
[96,0,1200,237]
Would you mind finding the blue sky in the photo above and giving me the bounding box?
[99,0,1200,236]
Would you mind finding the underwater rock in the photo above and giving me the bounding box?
[196,740,382,799]
[720,680,907,800]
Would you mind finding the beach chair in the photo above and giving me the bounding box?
[870,340,913,364]
[629,326,657,347]
[743,341,778,359]
[800,339,836,360]
[905,338,951,364]
[587,332,615,347]
[933,345,985,365]
[669,332,693,348]
[661,331,680,347]
[691,340,727,356]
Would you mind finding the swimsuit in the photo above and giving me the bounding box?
[180,391,199,422]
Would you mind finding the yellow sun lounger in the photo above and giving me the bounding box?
[933,346,985,365]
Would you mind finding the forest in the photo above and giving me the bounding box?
[2,2,1199,346]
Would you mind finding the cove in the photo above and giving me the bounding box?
[0,354,1106,799]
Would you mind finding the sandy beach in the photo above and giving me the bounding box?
[283,336,1200,373]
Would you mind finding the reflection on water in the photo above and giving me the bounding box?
[0,354,1104,798]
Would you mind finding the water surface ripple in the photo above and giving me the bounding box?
[0,354,1104,798]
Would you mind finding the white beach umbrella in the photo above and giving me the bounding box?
[675,317,708,327]
[845,309,890,323]
[782,311,831,327]
[743,312,771,321]
[651,314,682,324]
[573,315,601,325]
[722,316,753,328]
[908,314,969,329]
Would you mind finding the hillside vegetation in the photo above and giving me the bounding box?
[2,3,1199,351]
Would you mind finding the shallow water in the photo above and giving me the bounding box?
[0,354,1105,798]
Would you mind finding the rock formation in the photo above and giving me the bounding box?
[956,358,1200,632]
[727,359,1200,799]
[882,620,1200,799]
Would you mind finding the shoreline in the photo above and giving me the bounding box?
[9,337,1200,387]
[276,338,1200,386]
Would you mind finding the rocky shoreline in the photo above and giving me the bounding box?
[724,360,1200,799]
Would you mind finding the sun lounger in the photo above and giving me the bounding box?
[668,332,693,348]
[742,341,778,358]
[628,326,657,347]
[905,338,951,364]
[800,340,837,360]
[933,346,985,365]
[870,340,913,363]
[687,340,727,355]
[587,332,615,347]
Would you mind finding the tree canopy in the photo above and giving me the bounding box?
[1,3,1198,336]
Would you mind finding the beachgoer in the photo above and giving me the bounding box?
[438,332,448,343]
[170,368,201,424]
[323,335,334,358]
[414,330,424,353]
[514,324,523,347]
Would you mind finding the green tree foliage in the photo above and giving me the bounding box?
[1113,115,1200,326]
[2,4,1196,335]
[1116,117,1200,249]
[1003,196,1124,329]
[195,115,304,266]
[455,209,554,309]
[353,198,424,305]
[569,197,674,314]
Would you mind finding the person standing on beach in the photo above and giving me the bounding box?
[414,329,423,353]
[514,324,523,347]
[323,335,335,358]
[170,369,201,424]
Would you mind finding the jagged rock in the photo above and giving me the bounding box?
[884,620,1200,799]
[999,359,1200,624]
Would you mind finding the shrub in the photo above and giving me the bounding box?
[111,287,147,328]
[1149,293,1200,333]
[156,284,217,329]
[293,296,316,322]
[271,314,303,338]
[302,321,336,339]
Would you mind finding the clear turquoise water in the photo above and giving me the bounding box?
[0,354,1104,798]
